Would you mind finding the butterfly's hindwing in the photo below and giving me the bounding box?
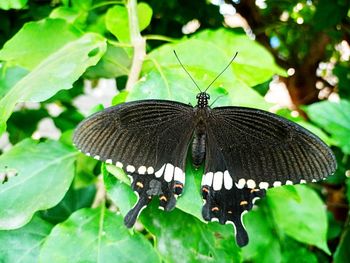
[201,128,266,247]
[73,100,195,226]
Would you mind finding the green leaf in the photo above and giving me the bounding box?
[104,167,135,217]
[0,0,28,10]
[40,184,96,224]
[242,205,282,263]
[333,64,350,99]
[7,108,49,144]
[192,28,286,86]
[306,100,350,154]
[137,2,153,31]
[267,185,330,254]
[105,2,153,43]
[0,19,82,70]
[130,37,270,110]
[0,33,106,135]
[112,90,129,106]
[49,7,83,24]
[0,66,28,99]
[175,158,203,221]
[0,139,77,230]
[334,227,350,263]
[347,178,350,204]
[281,237,318,263]
[0,215,53,263]
[313,0,349,31]
[141,203,240,262]
[39,207,160,263]
[74,153,98,188]
[85,43,131,79]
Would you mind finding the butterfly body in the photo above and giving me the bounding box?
[73,91,336,247]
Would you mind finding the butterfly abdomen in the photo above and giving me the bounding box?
[192,133,206,168]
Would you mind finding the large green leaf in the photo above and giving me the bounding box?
[141,203,240,263]
[0,215,52,263]
[0,19,81,70]
[39,207,160,263]
[106,2,153,43]
[0,0,28,10]
[242,204,282,263]
[0,66,28,99]
[267,185,330,254]
[130,38,270,110]
[192,28,286,86]
[0,33,106,135]
[306,100,350,154]
[0,139,77,230]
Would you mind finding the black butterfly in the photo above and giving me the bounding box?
[73,52,336,247]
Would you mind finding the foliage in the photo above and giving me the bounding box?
[0,0,349,263]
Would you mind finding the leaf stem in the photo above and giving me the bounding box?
[144,34,179,43]
[90,0,124,10]
[92,174,106,208]
[125,0,146,91]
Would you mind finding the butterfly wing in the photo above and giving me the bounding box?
[200,106,336,247]
[207,106,336,188]
[201,126,266,247]
[73,100,195,226]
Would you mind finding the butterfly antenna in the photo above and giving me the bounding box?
[204,52,238,92]
[173,50,202,93]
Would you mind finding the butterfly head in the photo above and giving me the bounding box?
[196,92,210,108]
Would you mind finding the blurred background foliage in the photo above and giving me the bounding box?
[0,0,349,262]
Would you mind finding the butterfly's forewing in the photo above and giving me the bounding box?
[207,106,337,187]
[73,100,195,226]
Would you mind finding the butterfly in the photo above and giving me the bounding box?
[73,51,337,247]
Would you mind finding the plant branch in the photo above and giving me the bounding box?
[125,0,146,91]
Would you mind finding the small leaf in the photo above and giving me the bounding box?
[267,185,330,254]
[0,215,53,263]
[39,207,160,263]
[306,100,350,154]
[0,139,77,230]
[0,33,106,135]
[137,2,153,31]
[0,19,81,69]
[0,0,28,10]
[112,91,129,106]
[105,3,153,43]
